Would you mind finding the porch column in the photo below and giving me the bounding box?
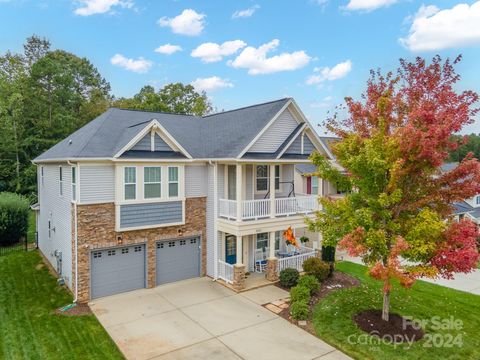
[269,164,276,218]
[266,231,279,282]
[236,235,243,265]
[236,164,243,222]
[233,235,246,291]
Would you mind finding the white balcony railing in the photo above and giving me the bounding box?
[218,259,234,284]
[218,195,319,221]
[277,247,317,273]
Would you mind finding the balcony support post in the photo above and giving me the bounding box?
[236,164,242,222]
[269,164,276,218]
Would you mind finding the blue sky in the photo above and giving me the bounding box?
[1,0,479,134]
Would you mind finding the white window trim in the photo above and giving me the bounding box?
[124,166,137,200]
[168,166,179,198]
[144,166,162,199]
[117,164,185,205]
[254,165,281,194]
[59,166,63,197]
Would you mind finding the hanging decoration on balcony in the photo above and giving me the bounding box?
[283,227,300,249]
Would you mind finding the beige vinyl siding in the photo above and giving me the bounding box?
[79,164,115,204]
[249,109,299,153]
[37,164,73,288]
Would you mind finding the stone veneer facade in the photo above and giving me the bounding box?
[71,197,206,303]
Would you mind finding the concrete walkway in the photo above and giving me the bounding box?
[90,278,352,360]
[337,251,480,295]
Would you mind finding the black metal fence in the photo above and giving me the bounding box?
[0,232,36,257]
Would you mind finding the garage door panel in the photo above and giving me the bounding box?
[91,245,146,299]
[156,237,200,286]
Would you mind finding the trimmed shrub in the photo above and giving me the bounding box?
[290,285,311,303]
[290,300,309,321]
[0,192,30,246]
[303,257,330,282]
[298,275,320,295]
[279,268,300,288]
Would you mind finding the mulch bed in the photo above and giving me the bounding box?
[55,303,92,316]
[274,271,361,336]
[354,310,424,342]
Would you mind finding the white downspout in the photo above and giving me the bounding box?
[68,160,79,303]
[210,161,218,280]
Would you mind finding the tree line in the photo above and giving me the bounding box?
[0,35,212,199]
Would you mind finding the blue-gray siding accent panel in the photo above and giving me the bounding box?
[304,135,315,154]
[120,201,183,228]
[154,134,173,152]
[285,136,302,154]
[131,133,151,151]
[156,237,200,285]
[90,244,146,299]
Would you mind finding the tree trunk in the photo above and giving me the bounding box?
[382,289,390,322]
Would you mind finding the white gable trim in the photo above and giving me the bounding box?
[275,123,307,159]
[237,99,293,159]
[113,119,192,159]
[288,99,335,160]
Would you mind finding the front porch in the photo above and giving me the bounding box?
[215,230,318,291]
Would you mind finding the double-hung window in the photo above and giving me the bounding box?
[256,165,280,192]
[41,167,44,187]
[124,167,136,200]
[59,166,63,196]
[476,195,480,206]
[71,167,77,201]
[168,167,179,197]
[311,176,318,195]
[256,233,269,251]
[144,167,161,199]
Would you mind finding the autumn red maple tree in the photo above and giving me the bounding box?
[309,55,480,321]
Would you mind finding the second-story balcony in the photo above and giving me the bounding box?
[218,195,319,221]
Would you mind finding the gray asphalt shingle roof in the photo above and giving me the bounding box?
[34,98,291,161]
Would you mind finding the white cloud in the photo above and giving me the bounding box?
[399,2,480,52]
[74,0,133,16]
[232,4,260,19]
[154,44,182,55]
[110,54,152,73]
[344,0,398,11]
[191,76,233,92]
[191,40,246,63]
[306,60,352,85]
[158,9,205,36]
[228,39,311,75]
[310,96,334,108]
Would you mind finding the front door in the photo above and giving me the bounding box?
[225,235,236,264]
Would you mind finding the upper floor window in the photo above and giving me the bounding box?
[71,167,77,201]
[144,167,161,199]
[311,176,318,195]
[59,166,63,196]
[476,196,480,205]
[40,166,44,187]
[256,165,280,192]
[124,167,136,200]
[168,167,179,197]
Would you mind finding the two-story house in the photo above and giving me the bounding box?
[33,98,334,302]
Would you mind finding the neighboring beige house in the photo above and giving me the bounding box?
[33,98,335,301]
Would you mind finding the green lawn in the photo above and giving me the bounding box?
[0,251,124,360]
[27,210,36,244]
[313,262,480,360]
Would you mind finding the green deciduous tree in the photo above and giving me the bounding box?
[113,83,212,116]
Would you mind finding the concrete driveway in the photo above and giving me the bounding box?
[90,278,351,360]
